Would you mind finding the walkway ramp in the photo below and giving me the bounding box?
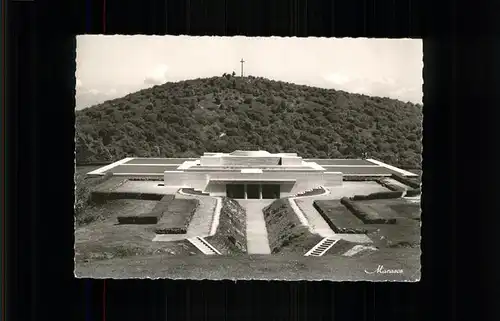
[238,200,273,254]
[291,192,373,244]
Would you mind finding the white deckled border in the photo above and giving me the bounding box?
[86,157,134,176]
[366,159,418,177]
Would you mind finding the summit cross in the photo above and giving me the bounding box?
[240,58,245,77]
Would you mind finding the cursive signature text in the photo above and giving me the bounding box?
[364,265,404,274]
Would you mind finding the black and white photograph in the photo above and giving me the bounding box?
[74,35,422,281]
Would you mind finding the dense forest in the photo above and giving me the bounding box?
[75,75,422,169]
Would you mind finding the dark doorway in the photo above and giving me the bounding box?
[246,184,261,199]
[262,184,280,199]
[226,184,245,199]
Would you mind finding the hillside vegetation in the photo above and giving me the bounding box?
[75,75,422,168]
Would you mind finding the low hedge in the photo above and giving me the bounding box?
[91,191,165,203]
[343,176,388,181]
[154,227,186,234]
[313,201,368,234]
[340,197,396,224]
[405,188,421,197]
[375,178,406,192]
[128,177,164,181]
[391,174,421,189]
[117,210,164,225]
[154,199,199,234]
[352,190,404,201]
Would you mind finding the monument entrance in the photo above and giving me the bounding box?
[262,184,280,199]
[226,184,245,199]
[246,184,261,199]
[226,183,281,199]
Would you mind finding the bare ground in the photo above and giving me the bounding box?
[74,249,420,281]
[74,199,199,264]
[313,200,368,233]
[263,199,324,254]
[356,198,421,221]
[74,174,421,279]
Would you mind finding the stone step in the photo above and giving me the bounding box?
[305,238,339,257]
[187,237,221,255]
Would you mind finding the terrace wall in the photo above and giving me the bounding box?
[106,164,180,174]
[221,156,282,166]
[163,170,343,195]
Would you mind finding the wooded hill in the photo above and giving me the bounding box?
[75,75,422,169]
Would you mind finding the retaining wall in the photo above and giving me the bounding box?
[164,171,343,196]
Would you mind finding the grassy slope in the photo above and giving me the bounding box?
[313,200,368,233]
[74,166,113,226]
[75,75,422,168]
[154,198,199,234]
[346,198,421,248]
[206,197,247,254]
[75,251,421,281]
[263,199,323,254]
[74,199,199,263]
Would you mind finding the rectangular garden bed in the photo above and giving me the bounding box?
[313,200,368,233]
[154,198,200,234]
[341,197,397,224]
[117,210,165,225]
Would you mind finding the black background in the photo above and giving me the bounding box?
[6,0,500,320]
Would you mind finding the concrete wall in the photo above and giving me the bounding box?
[204,183,226,197]
[220,156,281,166]
[185,167,322,172]
[281,156,303,165]
[200,156,221,166]
[124,158,197,165]
[163,170,343,196]
[304,159,374,165]
[324,172,344,186]
[107,164,180,174]
[199,154,305,167]
[163,171,209,189]
[323,166,396,175]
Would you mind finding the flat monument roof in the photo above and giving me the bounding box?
[86,151,419,178]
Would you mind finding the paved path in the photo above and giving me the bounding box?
[237,200,274,254]
[292,186,376,243]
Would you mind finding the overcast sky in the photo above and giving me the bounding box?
[75,35,422,110]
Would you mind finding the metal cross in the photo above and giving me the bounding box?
[240,58,245,77]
